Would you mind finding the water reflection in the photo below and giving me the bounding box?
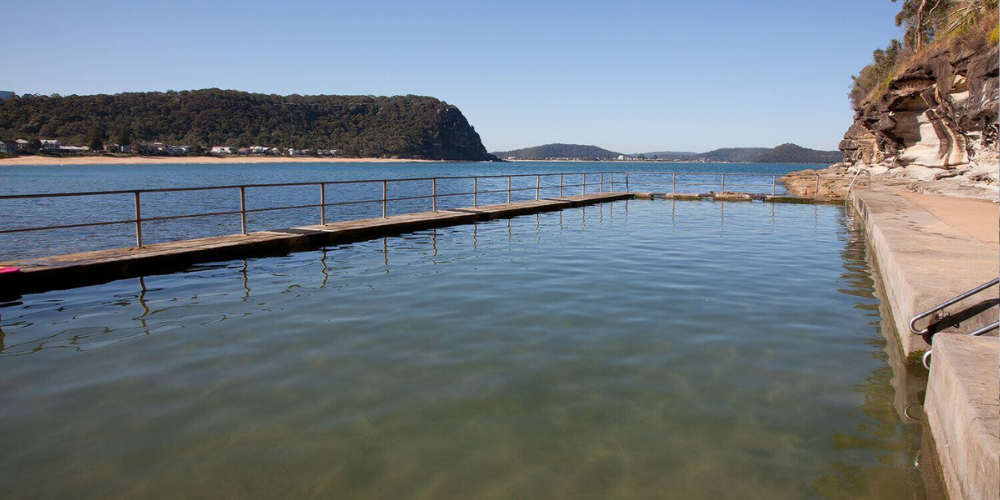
[810,210,932,498]
[0,200,934,499]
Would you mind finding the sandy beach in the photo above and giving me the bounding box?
[0,155,438,166]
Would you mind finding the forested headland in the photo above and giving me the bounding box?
[0,89,496,161]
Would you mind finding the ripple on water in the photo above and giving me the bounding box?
[0,199,930,499]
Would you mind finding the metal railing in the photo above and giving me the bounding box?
[909,277,1000,369]
[624,172,786,195]
[0,172,626,251]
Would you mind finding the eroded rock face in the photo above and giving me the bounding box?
[841,44,999,196]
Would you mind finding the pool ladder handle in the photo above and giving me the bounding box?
[909,277,999,369]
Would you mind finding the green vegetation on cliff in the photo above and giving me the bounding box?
[0,89,495,160]
[850,0,999,108]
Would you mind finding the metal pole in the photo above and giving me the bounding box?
[535,175,540,201]
[507,176,511,204]
[133,191,142,248]
[583,173,587,194]
[473,177,478,207]
[381,180,387,218]
[625,172,629,191]
[815,174,820,196]
[431,178,437,211]
[610,172,615,192]
[319,183,326,225]
[721,173,725,193]
[600,172,604,193]
[239,186,247,235]
[672,173,676,194]
[772,175,776,195]
[559,174,564,197]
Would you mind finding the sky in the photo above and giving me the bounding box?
[0,0,903,153]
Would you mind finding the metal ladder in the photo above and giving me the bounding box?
[910,277,1000,369]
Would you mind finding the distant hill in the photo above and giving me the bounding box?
[0,89,495,160]
[746,143,842,164]
[493,143,621,160]
[493,142,841,164]
[636,151,697,159]
[691,147,769,163]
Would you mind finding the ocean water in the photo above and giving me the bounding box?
[0,161,806,261]
[0,198,931,499]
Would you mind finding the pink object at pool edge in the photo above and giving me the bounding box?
[0,266,20,274]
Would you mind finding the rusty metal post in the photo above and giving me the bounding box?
[239,186,247,235]
[381,180,387,218]
[133,191,143,247]
[772,175,776,195]
[319,183,326,225]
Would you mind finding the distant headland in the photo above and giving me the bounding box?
[492,143,843,164]
[0,89,497,162]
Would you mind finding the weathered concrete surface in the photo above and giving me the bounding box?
[896,191,999,249]
[923,335,999,500]
[0,192,630,296]
[851,190,999,358]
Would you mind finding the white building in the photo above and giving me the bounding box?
[211,146,236,154]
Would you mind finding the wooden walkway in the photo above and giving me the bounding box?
[0,192,632,296]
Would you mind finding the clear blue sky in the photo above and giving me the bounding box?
[1,0,902,153]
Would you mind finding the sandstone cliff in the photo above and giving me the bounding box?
[838,45,999,199]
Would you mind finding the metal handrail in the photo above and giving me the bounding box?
[845,169,872,194]
[908,277,999,335]
[0,172,626,250]
[911,277,1000,370]
[626,172,785,195]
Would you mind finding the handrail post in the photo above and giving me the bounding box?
[772,175,776,195]
[600,172,604,193]
[507,176,511,204]
[133,191,143,248]
[625,171,629,191]
[583,173,587,194]
[431,178,437,211]
[559,173,564,197]
[610,172,615,192]
[815,174,820,196]
[239,186,247,235]
[535,175,540,201]
[672,173,676,194]
[381,180,387,218]
[721,173,725,193]
[473,177,478,207]
[319,183,326,225]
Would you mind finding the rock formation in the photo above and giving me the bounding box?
[838,44,999,200]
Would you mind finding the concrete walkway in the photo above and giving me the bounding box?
[852,191,998,356]
[853,189,998,500]
[896,191,999,249]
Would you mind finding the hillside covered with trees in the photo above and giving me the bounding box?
[493,143,621,160]
[0,89,495,160]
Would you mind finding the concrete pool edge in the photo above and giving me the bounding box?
[851,190,999,500]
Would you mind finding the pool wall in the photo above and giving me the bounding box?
[851,190,999,500]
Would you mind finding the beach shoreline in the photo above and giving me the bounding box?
[0,155,440,166]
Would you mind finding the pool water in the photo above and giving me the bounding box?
[0,199,928,499]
